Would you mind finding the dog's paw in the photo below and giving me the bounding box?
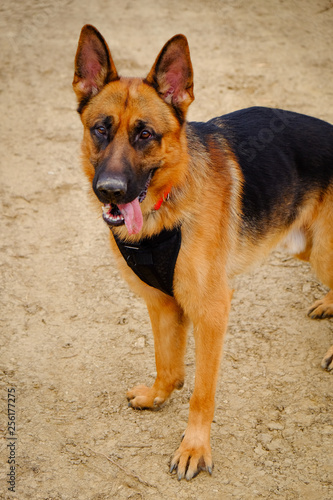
[308,291,333,319]
[169,432,213,481]
[126,384,166,410]
[321,346,333,371]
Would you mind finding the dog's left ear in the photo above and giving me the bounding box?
[73,25,118,113]
[146,34,194,120]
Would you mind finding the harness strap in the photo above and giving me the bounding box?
[113,226,181,296]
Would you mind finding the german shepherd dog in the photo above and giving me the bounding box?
[73,25,333,480]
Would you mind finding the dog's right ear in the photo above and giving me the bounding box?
[73,25,118,113]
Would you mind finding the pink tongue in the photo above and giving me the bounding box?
[118,198,143,235]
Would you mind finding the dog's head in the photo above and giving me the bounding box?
[73,25,194,235]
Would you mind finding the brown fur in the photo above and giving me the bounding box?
[73,25,333,480]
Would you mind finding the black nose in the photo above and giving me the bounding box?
[94,175,128,204]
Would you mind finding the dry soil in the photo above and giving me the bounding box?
[0,1,332,499]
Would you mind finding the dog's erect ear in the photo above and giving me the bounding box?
[146,34,194,121]
[73,25,118,112]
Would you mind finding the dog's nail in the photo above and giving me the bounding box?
[153,397,163,407]
[169,462,177,474]
[322,355,333,370]
[188,469,199,480]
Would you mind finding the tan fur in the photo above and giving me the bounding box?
[73,25,333,480]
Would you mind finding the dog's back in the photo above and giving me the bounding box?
[191,107,333,238]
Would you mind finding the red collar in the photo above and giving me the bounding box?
[153,187,172,210]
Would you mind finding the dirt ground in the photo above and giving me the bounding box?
[0,1,333,499]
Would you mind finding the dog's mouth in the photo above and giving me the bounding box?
[102,171,153,235]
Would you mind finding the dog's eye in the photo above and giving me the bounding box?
[95,125,107,137]
[139,130,152,140]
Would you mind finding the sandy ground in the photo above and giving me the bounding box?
[0,1,333,499]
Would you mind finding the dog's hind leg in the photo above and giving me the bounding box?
[302,190,333,369]
[308,289,333,319]
[306,192,333,319]
[308,286,333,371]
[127,292,190,409]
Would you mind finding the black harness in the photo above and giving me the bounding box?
[112,227,182,296]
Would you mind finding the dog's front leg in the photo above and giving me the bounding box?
[127,292,190,409]
[170,285,231,480]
